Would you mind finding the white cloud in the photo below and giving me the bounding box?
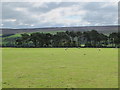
[31,5,87,26]
[14,7,27,12]
[1,0,119,2]
[0,24,4,26]
[31,2,48,8]
[30,24,34,27]
[4,19,16,22]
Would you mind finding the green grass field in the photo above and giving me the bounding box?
[2,48,118,88]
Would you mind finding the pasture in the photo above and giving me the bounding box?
[2,48,118,88]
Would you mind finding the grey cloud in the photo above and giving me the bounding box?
[1,2,118,28]
[2,2,42,27]
[82,2,117,25]
[27,2,81,14]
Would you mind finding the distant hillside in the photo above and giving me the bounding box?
[0,25,118,35]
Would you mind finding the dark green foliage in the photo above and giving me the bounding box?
[2,34,15,37]
[4,30,120,48]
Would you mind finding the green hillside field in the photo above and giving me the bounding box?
[2,48,118,88]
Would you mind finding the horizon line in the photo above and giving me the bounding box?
[0,25,119,29]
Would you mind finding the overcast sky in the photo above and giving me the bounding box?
[1,2,118,28]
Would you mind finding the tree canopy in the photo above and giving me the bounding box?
[13,30,120,48]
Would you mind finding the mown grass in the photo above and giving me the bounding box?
[2,48,118,88]
[0,48,2,89]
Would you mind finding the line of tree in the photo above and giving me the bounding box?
[15,30,120,48]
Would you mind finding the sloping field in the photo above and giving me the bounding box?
[1,25,118,35]
[2,48,118,88]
